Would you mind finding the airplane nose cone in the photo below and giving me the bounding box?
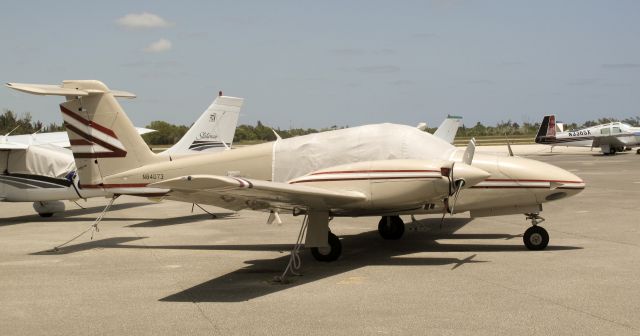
[453,162,491,188]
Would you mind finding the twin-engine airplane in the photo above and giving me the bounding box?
[535,115,640,155]
[0,92,243,216]
[7,80,585,261]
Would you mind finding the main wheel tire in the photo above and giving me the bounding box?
[38,213,54,218]
[378,216,405,240]
[636,149,640,155]
[310,232,342,262]
[523,226,549,250]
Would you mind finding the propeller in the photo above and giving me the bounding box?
[439,138,490,225]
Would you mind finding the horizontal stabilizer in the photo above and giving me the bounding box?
[6,82,135,98]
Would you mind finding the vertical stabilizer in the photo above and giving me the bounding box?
[6,80,165,189]
[59,81,164,187]
[433,115,463,144]
[162,94,243,155]
[535,115,556,143]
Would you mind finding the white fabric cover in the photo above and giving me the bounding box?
[272,123,455,182]
[6,144,75,178]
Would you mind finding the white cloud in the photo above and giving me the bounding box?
[116,12,172,29]
[144,38,172,53]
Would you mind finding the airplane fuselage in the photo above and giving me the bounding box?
[93,125,584,217]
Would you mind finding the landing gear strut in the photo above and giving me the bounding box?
[378,216,405,240]
[523,213,549,250]
[310,231,342,262]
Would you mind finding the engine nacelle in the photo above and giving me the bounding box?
[289,159,450,210]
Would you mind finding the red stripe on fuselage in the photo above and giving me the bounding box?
[80,183,149,189]
[484,178,584,184]
[310,169,441,176]
[290,176,441,184]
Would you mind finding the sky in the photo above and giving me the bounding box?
[1,0,640,129]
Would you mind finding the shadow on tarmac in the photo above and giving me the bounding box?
[0,202,150,227]
[127,212,237,228]
[30,217,581,302]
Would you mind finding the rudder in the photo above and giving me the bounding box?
[535,115,556,143]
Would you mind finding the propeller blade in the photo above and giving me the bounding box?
[449,180,464,214]
[451,162,490,189]
[462,138,476,165]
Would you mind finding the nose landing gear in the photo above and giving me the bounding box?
[378,216,405,240]
[523,213,549,250]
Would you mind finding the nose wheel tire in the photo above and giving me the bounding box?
[523,226,549,250]
[378,216,405,240]
[310,232,342,262]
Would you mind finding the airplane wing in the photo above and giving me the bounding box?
[150,175,367,211]
[2,128,154,149]
[0,142,28,149]
[433,116,463,144]
[592,135,627,148]
[136,127,156,135]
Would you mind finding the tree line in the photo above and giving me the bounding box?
[0,110,65,135]
[2,109,639,145]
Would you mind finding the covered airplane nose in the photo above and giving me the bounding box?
[497,156,585,202]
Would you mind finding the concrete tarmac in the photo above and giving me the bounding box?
[1,145,639,335]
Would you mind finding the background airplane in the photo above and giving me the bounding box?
[432,115,463,144]
[0,127,155,149]
[0,93,243,216]
[535,115,640,155]
[7,80,584,262]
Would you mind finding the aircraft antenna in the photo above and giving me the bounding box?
[504,133,514,156]
[4,125,21,137]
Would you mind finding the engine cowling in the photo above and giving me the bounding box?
[289,159,450,210]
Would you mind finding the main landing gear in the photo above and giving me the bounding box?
[310,231,342,262]
[308,215,407,263]
[523,213,549,250]
[378,216,405,240]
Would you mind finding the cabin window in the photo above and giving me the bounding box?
[612,127,621,134]
[601,128,610,135]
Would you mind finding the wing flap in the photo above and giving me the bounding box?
[592,136,625,148]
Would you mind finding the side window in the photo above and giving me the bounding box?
[612,127,621,134]
[600,128,610,135]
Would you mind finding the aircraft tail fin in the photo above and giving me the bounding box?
[7,80,163,188]
[433,115,463,144]
[162,93,243,155]
[535,115,556,143]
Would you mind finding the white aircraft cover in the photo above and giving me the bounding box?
[272,123,455,182]
[5,144,74,178]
